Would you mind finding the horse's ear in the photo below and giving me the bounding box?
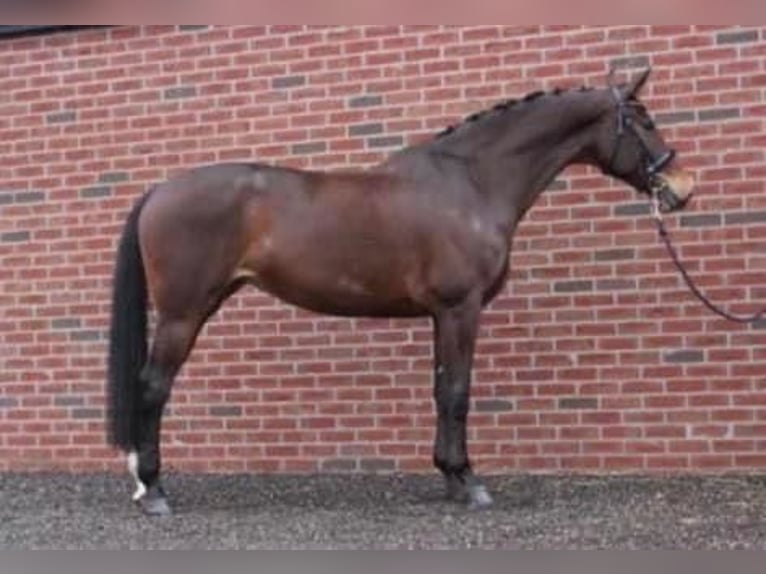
[626,67,652,97]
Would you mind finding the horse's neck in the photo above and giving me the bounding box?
[506,128,598,219]
[471,92,607,225]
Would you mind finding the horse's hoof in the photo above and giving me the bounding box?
[467,485,493,511]
[138,495,172,516]
[136,485,172,517]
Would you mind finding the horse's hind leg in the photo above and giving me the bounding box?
[130,316,201,516]
[131,277,245,516]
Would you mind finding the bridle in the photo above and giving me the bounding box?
[607,85,681,214]
[608,85,764,326]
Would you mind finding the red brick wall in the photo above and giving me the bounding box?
[1,25,765,474]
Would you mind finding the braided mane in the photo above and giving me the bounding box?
[435,85,595,140]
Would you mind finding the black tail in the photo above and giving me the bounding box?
[106,192,152,452]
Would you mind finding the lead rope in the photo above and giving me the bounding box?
[651,189,765,325]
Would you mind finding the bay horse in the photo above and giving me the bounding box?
[107,68,695,515]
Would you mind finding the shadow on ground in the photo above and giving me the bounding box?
[1,473,765,549]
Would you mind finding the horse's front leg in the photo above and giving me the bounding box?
[431,294,493,510]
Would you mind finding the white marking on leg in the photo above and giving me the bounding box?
[127,451,147,501]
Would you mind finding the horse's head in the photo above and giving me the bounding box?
[594,67,695,213]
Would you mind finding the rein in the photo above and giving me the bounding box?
[649,186,766,325]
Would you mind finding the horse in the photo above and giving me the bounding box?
[106,68,695,515]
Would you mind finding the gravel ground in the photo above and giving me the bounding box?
[1,473,765,549]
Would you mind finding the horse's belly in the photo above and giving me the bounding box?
[245,265,427,318]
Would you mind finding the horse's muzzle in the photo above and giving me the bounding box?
[653,169,695,213]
